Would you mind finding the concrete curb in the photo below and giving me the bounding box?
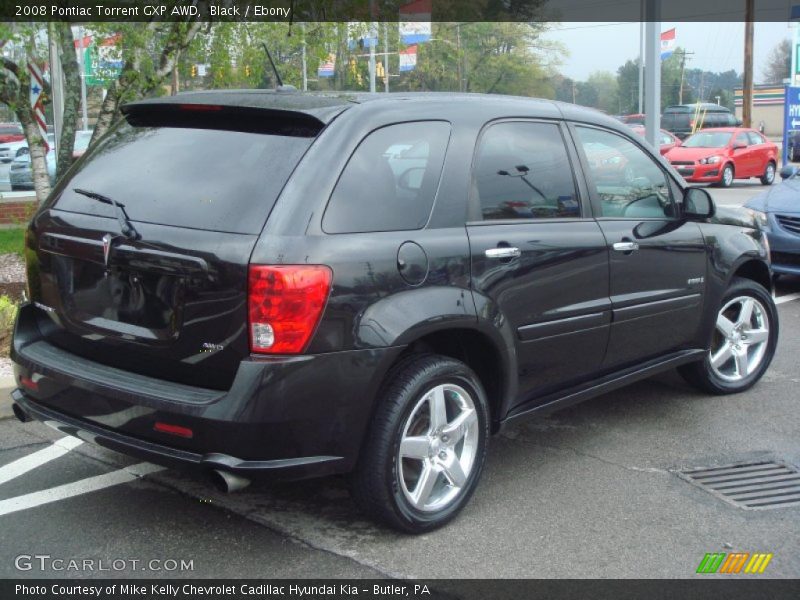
[0,376,16,421]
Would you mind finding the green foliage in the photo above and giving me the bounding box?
[0,229,25,258]
[0,295,17,332]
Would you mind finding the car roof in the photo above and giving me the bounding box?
[122,89,627,131]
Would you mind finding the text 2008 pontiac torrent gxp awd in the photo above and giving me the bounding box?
[12,92,778,532]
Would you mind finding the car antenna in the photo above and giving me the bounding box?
[262,43,296,92]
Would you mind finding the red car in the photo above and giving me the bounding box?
[629,125,681,155]
[0,123,24,144]
[665,127,778,187]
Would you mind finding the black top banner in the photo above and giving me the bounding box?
[0,0,797,23]
[4,579,800,600]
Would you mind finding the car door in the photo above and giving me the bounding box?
[732,131,757,176]
[570,124,708,369]
[466,120,611,404]
[747,131,771,174]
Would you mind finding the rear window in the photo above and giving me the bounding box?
[51,123,313,234]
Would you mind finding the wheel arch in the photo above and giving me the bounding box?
[730,258,772,293]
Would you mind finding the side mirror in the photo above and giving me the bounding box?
[780,164,799,180]
[683,187,715,220]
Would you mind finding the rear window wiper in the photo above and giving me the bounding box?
[73,188,140,240]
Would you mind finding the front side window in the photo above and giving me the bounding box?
[323,121,450,234]
[472,121,580,221]
[575,126,674,219]
[735,133,750,147]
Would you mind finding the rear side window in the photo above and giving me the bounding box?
[472,122,579,221]
[52,123,313,234]
[748,131,765,144]
[323,122,450,234]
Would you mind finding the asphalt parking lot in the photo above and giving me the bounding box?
[0,176,798,581]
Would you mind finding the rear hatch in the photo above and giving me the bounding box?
[661,109,692,136]
[26,95,346,390]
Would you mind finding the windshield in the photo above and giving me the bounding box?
[683,131,732,148]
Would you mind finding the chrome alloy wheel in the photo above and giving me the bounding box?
[710,296,770,382]
[764,162,775,183]
[722,165,734,187]
[397,384,479,512]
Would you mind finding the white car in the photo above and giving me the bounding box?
[0,134,55,163]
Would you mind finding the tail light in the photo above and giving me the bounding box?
[248,265,332,354]
[689,119,695,129]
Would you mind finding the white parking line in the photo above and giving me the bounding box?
[775,293,800,305]
[0,436,83,486]
[0,462,164,517]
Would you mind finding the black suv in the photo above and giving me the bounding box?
[11,92,778,533]
[662,103,739,140]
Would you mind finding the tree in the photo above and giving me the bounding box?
[763,38,791,84]
[585,71,619,114]
[0,23,77,203]
[616,59,641,115]
[90,20,205,143]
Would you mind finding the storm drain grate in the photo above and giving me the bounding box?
[679,460,800,510]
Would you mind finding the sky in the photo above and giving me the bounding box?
[542,21,793,83]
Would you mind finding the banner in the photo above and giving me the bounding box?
[399,0,432,44]
[660,28,676,60]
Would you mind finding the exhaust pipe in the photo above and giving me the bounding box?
[209,469,251,493]
[12,403,31,423]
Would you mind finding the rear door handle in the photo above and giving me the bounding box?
[612,241,639,252]
[485,247,521,259]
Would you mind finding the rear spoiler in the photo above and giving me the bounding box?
[120,103,334,137]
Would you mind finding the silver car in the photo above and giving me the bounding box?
[8,131,89,190]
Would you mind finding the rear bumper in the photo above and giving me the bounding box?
[11,302,403,480]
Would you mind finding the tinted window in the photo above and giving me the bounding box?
[323,122,450,234]
[53,123,313,234]
[473,122,579,221]
[747,131,765,145]
[575,127,674,219]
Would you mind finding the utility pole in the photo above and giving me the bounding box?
[301,23,307,91]
[368,0,376,93]
[742,0,755,127]
[678,50,695,104]
[47,23,64,161]
[644,0,661,149]
[77,26,88,130]
[638,12,644,113]
[383,22,389,93]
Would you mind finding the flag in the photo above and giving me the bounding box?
[27,61,49,153]
[399,45,418,72]
[660,28,676,60]
[318,54,335,78]
[399,0,431,44]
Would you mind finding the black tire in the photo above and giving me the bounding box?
[760,161,776,185]
[717,163,734,188]
[679,277,778,395]
[351,354,490,533]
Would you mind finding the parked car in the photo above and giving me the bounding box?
[620,113,645,125]
[744,164,800,279]
[9,151,56,190]
[10,92,777,533]
[0,122,24,144]
[0,134,55,163]
[629,125,681,155]
[662,103,739,140]
[665,128,778,187]
[8,131,91,190]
